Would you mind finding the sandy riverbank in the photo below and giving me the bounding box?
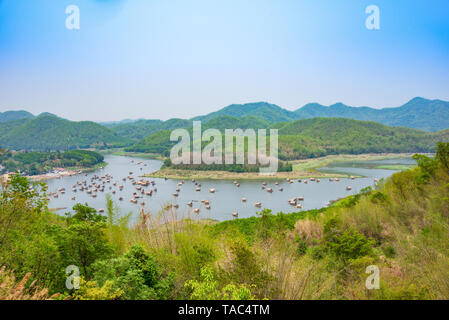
[143,153,418,181]
[144,168,351,181]
[27,162,107,182]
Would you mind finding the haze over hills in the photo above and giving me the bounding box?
[192,102,297,123]
[293,97,449,132]
[1,97,448,152]
[192,97,449,132]
[0,110,35,122]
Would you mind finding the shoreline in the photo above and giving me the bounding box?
[100,149,165,161]
[291,152,419,172]
[27,162,108,182]
[143,152,418,181]
[143,168,352,181]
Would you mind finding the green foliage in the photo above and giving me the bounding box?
[49,218,114,280]
[73,278,123,300]
[185,267,254,300]
[219,239,274,298]
[2,145,449,300]
[324,228,375,263]
[90,245,173,300]
[109,119,190,140]
[127,117,447,161]
[193,102,295,123]
[275,118,441,160]
[175,229,217,279]
[370,191,388,204]
[293,97,449,132]
[0,149,104,175]
[0,114,130,151]
[69,203,107,223]
[412,154,437,184]
[210,209,324,243]
[436,141,449,171]
[0,110,34,122]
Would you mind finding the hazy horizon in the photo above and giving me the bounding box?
[1,0,448,121]
[0,96,446,123]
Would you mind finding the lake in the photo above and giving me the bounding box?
[45,155,413,222]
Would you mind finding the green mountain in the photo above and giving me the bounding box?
[126,115,271,154]
[202,115,270,131]
[107,119,164,140]
[108,118,191,140]
[127,117,446,159]
[0,110,35,122]
[274,118,440,159]
[186,97,449,132]
[192,102,297,123]
[294,98,449,132]
[0,114,131,151]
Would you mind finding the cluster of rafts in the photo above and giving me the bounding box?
[48,158,378,219]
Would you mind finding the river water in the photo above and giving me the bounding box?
[45,155,413,222]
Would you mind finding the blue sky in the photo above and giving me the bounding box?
[1,0,448,121]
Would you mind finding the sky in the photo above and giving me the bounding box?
[0,0,448,121]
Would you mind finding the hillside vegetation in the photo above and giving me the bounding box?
[192,97,449,132]
[274,118,439,159]
[0,149,104,175]
[127,117,447,160]
[1,143,449,300]
[0,110,34,122]
[125,115,271,155]
[192,102,296,123]
[108,119,191,140]
[0,115,130,151]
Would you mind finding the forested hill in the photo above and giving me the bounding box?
[2,97,448,150]
[274,118,442,159]
[125,115,272,154]
[126,117,448,159]
[293,97,449,132]
[189,97,449,132]
[192,102,297,123]
[0,114,130,151]
[0,149,104,175]
[107,119,191,140]
[0,110,35,122]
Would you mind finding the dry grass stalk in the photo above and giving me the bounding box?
[0,266,61,300]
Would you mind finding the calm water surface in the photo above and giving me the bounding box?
[45,155,413,222]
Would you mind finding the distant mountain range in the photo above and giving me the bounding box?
[192,97,449,132]
[1,97,448,153]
